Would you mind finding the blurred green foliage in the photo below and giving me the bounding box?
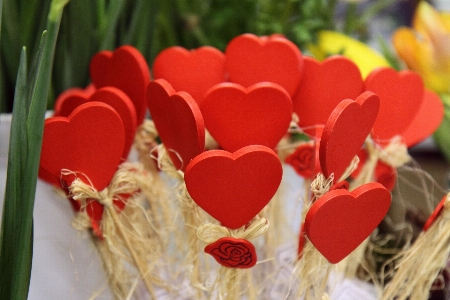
[0,0,398,113]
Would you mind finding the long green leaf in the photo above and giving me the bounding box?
[0,46,29,300]
[0,0,68,298]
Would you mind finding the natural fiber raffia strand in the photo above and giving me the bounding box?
[383,194,450,300]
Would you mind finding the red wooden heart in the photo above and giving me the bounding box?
[39,102,125,191]
[54,86,137,159]
[152,46,226,106]
[320,92,380,180]
[293,56,364,134]
[305,182,391,264]
[146,79,205,171]
[90,45,150,124]
[201,82,292,152]
[184,145,282,229]
[423,194,447,231]
[365,67,424,142]
[402,89,444,147]
[225,33,303,97]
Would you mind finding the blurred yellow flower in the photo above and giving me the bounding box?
[393,1,450,94]
[308,30,390,78]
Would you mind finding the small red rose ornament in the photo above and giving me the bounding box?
[205,237,257,269]
[285,142,321,179]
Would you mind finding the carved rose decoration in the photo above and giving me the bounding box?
[204,237,257,269]
[285,142,320,179]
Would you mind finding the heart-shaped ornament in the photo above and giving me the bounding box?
[146,79,205,171]
[365,67,424,142]
[423,194,448,231]
[184,145,282,229]
[293,56,364,134]
[320,91,380,181]
[225,33,303,97]
[90,45,150,124]
[201,82,293,152]
[54,86,137,159]
[401,89,444,147]
[305,182,391,263]
[152,46,226,106]
[39,102,125,191]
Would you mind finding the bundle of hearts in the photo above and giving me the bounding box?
[39,33,450,299]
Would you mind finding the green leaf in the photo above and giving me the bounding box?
[0,46,29,300]
[0,0,68,298]
[100,0,126,50]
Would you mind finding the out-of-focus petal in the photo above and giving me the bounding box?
[308,30,390,79]
[393,26,450,93]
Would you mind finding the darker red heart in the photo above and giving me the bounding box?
[201,82,292,152]
[225,33,303,97]
[365,67,424,143]
[293,56,364,134]
[320,91,380,181]
[54,86,137,159]
[305,182,391,263]
[39,102,125,191]
[146,79,205,171]
[90,45,150,124]
[184,145,282,229]
[152,46,226,106]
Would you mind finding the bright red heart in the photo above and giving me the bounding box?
[152,46,226,106]
[54,86,137,159]
[201,82,292,152]
[305,182,391,264]
[401,89,444,147]
[90,45,150,124]
[184,145,282,229]
[293,56,364,134]
[423,194,447,231]
[146,79,205,171]
[320,92,380,181]
[225,33,303,97]
[39,102,125,191]
[365,67,424,142]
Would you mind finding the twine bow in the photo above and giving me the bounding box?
[197,217,270,244]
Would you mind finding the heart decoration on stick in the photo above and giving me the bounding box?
[54,86,137,159]
[319,91,380,181]
[201,82,293,152]
[225,33,303,97]
[90,45,150,124]
[303,91,392,263]
[152,46,227,106]
[146,79,205,171]
[401,89,444,147]
[185,145,282,229]
[39,102,125,191]
[293,56,364,134]
[365,67,424,142]
[305,183,391,264]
